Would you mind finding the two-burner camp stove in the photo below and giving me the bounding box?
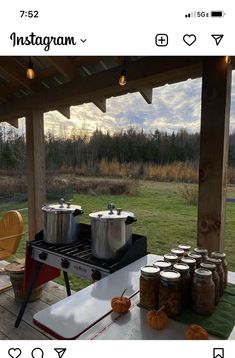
[15,224,147,327]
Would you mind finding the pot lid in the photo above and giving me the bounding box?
[42,198,82,213]
[89,209,135,219]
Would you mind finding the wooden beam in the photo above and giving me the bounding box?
[197,57,232,253]
[26,111,45,240]
[92,98,106,113]
[46,57,77,81]
[57,106,71,119]
[0,57,202,121]
[6,118,18,128]
[139,87,153,104]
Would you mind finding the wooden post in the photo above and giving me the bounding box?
[26,111,45,240]
[197,57,232,253]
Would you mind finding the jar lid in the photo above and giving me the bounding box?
[207,257,222,265]
[160,269,181,281]
[173,263,190,272]
[178,244,191,251]
[171,248,184,256]
[153,260,171,269]
[164,253,178,261]
[195,268,212,278]
[211,251,226,259]
[181,257,196,265]
[141,265,160,277]
[194,247,208,255]
[188,252,202,260]
[200,262,216,271]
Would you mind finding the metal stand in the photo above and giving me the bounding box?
[15,261,42,328]
[63,271,71,296]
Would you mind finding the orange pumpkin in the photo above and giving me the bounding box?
[147,309,168,330]
[185,324,208,340]
[111,288,131,313]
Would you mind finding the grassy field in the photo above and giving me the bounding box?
[1,180,235,291]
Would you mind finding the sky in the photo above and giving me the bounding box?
[20,70,235,137]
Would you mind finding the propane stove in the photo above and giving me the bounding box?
[32,223,147,280]
[15,224,147,328]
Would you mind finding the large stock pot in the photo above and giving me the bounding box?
[89,203,137,259]
[42,198,84,245]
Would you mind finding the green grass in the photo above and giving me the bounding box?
[1,181,235,291]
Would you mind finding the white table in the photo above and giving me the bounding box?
[33,254,160,339]
[33,256,235,340]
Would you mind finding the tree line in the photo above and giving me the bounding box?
[1,125,235,174]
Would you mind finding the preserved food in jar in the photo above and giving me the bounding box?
[200,262,220,305]
[159,270,182,317]
[153,260,171,271]
[139,265,160,310]
[194,247,208,262]
[188,252,202,268]
[192,268,215,315]
[181,257,196,279]
[171,248,185,261]
[178,244,191,256]
[211,251,228,288]
[164,253,178,265]
[207,257,224,296]
[173,263,191,307]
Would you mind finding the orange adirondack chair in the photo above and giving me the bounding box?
[0,210,24,260]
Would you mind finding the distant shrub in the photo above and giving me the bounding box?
[178,184,198,206]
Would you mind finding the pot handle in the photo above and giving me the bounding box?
[73,209,84,217]
[125,216,137,225]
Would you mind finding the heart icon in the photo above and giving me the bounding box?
[8,348,22,358]
[183,34,197,46]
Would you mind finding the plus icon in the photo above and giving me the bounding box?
[155,34,168,47]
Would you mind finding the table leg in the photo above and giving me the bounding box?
[63,271,71,296]
[15,261,42,328]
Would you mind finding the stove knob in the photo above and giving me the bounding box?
[91,270,101,281]
[39,251,47,261]
[61,259,70,269]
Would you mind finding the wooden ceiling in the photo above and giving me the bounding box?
[0,56,232,127]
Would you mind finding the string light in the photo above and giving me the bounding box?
[225,56,231,64]
[27,58,35,79]
[119,57,127,86]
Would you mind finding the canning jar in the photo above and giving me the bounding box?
[164,253,178,265]
[178,244,191,256]
[192,268,215,315]
[200,262,220,305]
[194,247,208,262]
[188,252,203,268]
[153,260,172,271]
[139,265,160,310]
[181,257,196,279]
[211,251,228,288]
[159,270,182,317]
[171,248,185,261]
[207,257,224,296]
[173,263,191,308]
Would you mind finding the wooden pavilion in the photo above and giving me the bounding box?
[0,56,233,253]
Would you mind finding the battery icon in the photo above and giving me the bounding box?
[211,11,225,17]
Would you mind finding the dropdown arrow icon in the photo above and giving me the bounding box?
[80,39,87,43]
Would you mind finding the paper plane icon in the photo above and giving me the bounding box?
[211,34,224,46]
[54,348,67,358]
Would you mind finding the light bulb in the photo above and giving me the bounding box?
[225,56,231,64]
[119,74,127,86]
[31,348,44,358]
[27,60,35,79]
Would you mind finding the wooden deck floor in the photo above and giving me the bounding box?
[0,261,68,340]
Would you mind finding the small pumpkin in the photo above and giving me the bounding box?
[185,324,208,340]
[111,288,131,313]
[146,307,168,330]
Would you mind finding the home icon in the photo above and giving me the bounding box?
[213,348,224,358]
